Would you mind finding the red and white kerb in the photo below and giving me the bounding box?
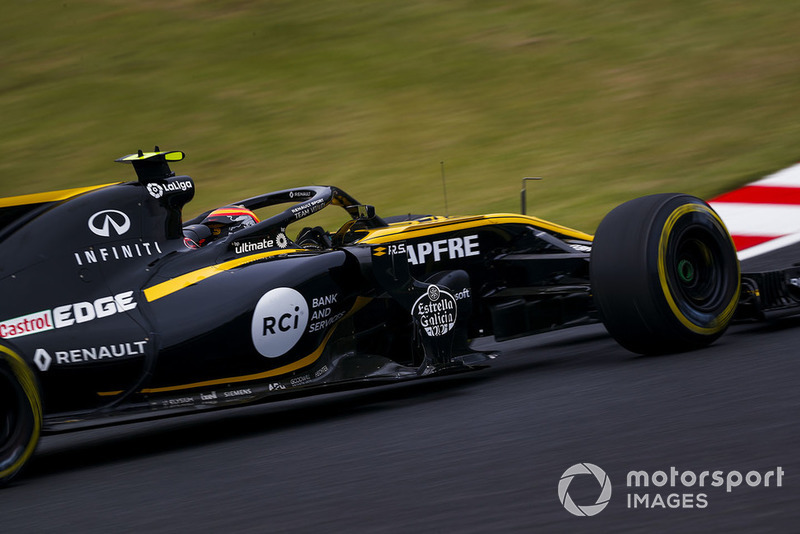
[709,163,800,260]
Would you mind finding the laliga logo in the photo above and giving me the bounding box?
[558,463,612,517]
[88,210,131,237]
[146,180,193,199]
[146,183,164,198]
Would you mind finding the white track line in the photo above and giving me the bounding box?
[710,203,800,236]
[749,163,800,187]
[737,232,800,261]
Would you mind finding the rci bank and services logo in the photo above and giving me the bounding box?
[558,463,612,517]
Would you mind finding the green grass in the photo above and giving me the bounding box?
[2,0,799,232]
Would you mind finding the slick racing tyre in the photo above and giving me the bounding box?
[0,345,42,486]
[591,194,740,354]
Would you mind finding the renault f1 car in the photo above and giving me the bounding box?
[2,149,798,484]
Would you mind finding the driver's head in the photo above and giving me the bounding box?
[201,205,260,239]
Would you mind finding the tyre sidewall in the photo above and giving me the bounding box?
[591,193,740,354]
[0,345,42,485]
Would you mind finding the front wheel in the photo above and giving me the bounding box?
[0,345,42,486]
[591,194,740,354]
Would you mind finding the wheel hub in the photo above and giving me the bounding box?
[678,259,695,283]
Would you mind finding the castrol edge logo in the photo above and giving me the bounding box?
[0,291,137,339]
[251,287,309,358]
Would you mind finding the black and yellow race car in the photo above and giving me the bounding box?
[1,149,795,484]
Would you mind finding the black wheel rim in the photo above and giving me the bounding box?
[669,225,730,315]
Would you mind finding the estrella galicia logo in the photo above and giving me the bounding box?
[411,284,457,337]
[558,463,612,516]
[88,210,131,237]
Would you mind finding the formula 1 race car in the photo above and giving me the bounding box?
[2,149,798,484]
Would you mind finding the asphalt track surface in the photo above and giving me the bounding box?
[2,252,799,533]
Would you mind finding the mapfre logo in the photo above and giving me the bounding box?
[251,288,308,358]
[88,210,131,237]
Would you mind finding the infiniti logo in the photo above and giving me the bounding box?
[88,210,131,237]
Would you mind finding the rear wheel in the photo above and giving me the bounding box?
[591,194,740,354]
[0,345,42,486]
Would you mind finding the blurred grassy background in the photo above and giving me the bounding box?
[1,0,798,232]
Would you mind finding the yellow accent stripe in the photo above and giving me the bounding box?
[657,204,740,335]
[97,297,371,396]
[0,345,42,480]
[359,213,594,244]
[117,151,184,162]
[0,183,120,208]
[144,249,305,302]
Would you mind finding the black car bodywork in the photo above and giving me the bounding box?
[1,150,798,484]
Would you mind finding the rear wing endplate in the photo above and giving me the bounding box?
[115,147,185,183]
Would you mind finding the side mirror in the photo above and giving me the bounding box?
[331,205,378,247]
[355,204,376,220]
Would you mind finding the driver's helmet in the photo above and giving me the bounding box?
[201,205,260,239]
